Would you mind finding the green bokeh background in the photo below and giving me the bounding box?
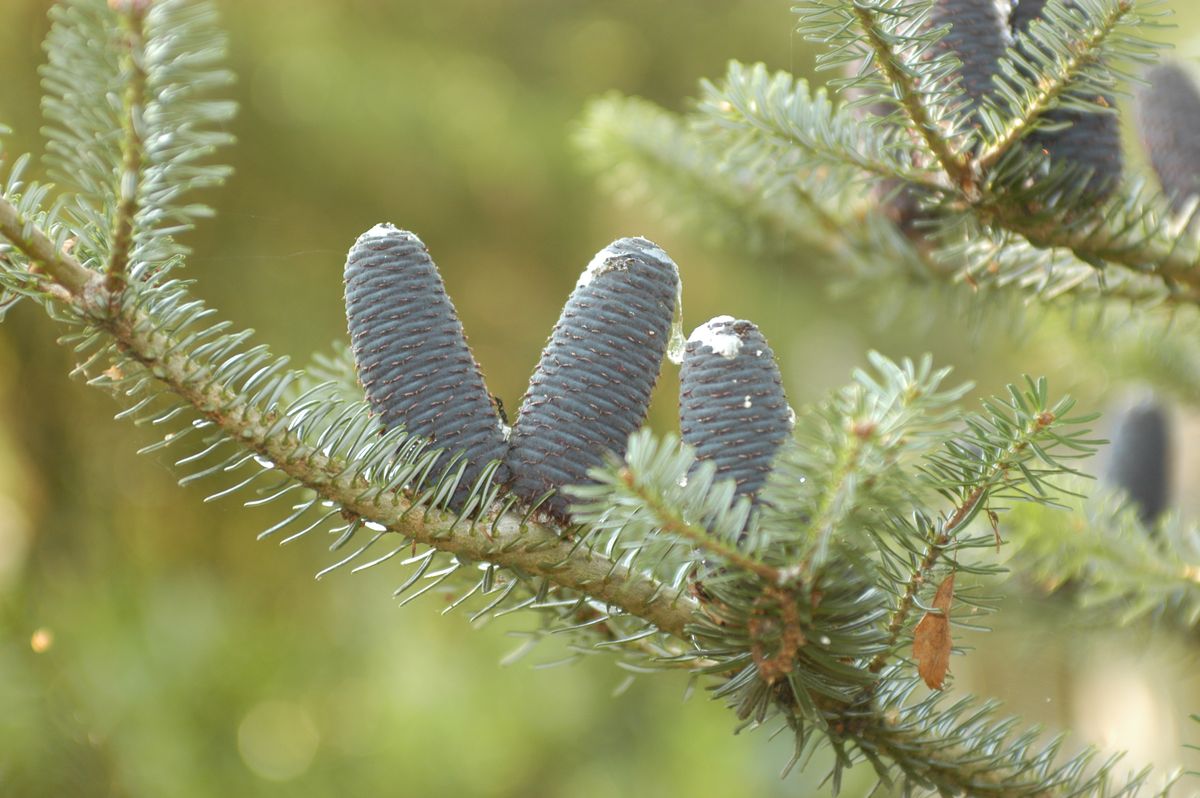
[1,1,1198,796]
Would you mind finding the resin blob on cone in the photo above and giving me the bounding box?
[1136,62,1200,213]
[504,237,679,522]
[679,316,792,503]
[344,224,508,506]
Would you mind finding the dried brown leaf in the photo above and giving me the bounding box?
[913,572,955,690]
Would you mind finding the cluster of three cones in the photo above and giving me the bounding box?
[343,225,793,521]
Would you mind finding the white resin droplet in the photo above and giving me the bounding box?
[360,222,400,240]
[688,315,741,359]
[786,406,797,428]
[743,395,753,409]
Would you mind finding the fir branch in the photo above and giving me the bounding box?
[982,196,1200,295]
[106,2,149,293]
[1005,484,1200,635]
[867,379,1096,678]
[0,194,698,639]
[867,484,983,676]
[952,228,1200,307]
[801,420,872,568]
[843,677,1180,797]
[765,352,969,569]
[594,10,1197,307]
[846,2,972,189]
[582,80,1200,309]
[41,0,234,279]
[574,93,873,267]
[613,464,781,584]
[574,92,960,298]
[696,62,941,190]
[0,190,92,295]
[5,183,1183,791]
[6,1,1198,792]
[40,0,124,262]
[574,370,1112,795]
[570,431,765,591]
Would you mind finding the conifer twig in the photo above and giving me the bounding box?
[803,423,870,569]
[987,202,1200,288]
[866,408,1059,679]
[106,1,150,294]
[850,4,972,190]
[867,484,983,676]
[617,467,782,583]
[975,0,1134,172]
[0,196,92,295]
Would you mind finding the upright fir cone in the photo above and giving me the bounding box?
[1105,397,1172,528]
[679,317,792,503]
[928,0,1011,119]
[504,237,679,522]
[1135,61,1200,214]
[1010,0,1123,196]
[343,224,508,507]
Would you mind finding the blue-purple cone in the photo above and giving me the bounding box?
[504,237,679,522]
[929,0,1010,119]
[344,224,508,507]
[1136,62,1200,214]
[1010,0,1123,195]
[680,317,792,503]
[1105,397,1172,527]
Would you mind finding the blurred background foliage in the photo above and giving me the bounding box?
[0,1,1198,795]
